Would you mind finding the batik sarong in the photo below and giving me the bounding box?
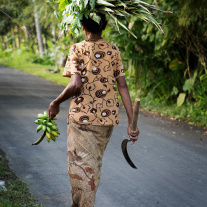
[67,121,114,207]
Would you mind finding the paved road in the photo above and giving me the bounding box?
[0,65,207,207]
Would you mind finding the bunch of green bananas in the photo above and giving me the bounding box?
[31,111,60,146]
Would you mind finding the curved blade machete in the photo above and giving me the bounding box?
[121,98,140,169]
[122,139,137,169]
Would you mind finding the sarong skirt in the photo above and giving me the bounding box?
[67,122,114,207]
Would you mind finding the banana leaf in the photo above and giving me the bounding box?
[108,12,137,39]
[97,0,116,7]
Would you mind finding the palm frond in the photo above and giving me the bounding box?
[54,0,173,37]
[108,11,137,39]
[97,0,116,7]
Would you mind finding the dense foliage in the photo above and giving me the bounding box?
[104,0,207,111]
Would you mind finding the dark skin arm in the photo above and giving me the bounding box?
[117,76,139,145]
[48,74,82,120]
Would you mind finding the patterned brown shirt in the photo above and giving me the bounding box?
[62,39,125,126]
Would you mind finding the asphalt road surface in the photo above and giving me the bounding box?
[0,65,207,207]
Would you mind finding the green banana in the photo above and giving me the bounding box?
[51,135,56,142]
[51,130,58,137]
[51,120,56,125]
[38,119,44,124]
[42,125,47,131]
[31,131,46,146]
[51,125,58,131]
[33,111,60,145]
[47,127,51,133]
[46,122,53,127]
[37,114,47,119]
[44,111,48,117]
[43,120,47,125]
[36,125,43,133]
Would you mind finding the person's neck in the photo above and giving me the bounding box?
[87,32,102,41]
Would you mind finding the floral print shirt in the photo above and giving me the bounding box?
[62,38,125,125]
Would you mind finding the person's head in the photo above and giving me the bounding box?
[80,13,107,38]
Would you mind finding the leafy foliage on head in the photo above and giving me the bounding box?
[53,0,171,37]
[81,13,107,34]
[54,0,98,37]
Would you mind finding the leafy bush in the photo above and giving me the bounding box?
[31,53,55,65]
[104,0,207,114]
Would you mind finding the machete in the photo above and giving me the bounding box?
[121,98,140,169]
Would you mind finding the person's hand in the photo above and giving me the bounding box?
[128,124,139,145]
[48,100,60,120]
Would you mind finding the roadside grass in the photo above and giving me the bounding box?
[0,149,43,207]
[0,52,69,86]
[119,92,207,128]
[0,53,206,128]
[139,95,207,128]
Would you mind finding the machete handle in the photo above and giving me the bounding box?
[131,98,140,131]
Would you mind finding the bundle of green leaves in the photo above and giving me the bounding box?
[53,0,172,37]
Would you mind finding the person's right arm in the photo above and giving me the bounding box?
[48,74,82,120]
[48,44,82,120]
[117,76,139,145]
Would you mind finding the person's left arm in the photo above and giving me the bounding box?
[48,74,82,120]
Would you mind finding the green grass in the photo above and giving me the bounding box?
[0,52,206,128]
[0,149,43,207]
[141,96,207,128]
[0,52,69,86]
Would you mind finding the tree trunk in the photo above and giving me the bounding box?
[139,64,143,94]
[52,25,59,70]
[15,26,20,49]
[52,25,56,44]
[5,35,8,49]
[22,25,29,46]
[23,26,28,40]
[11,27,16,48]
[0,36,5,50]
[33,0,44,58]
[43,35,47,51]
